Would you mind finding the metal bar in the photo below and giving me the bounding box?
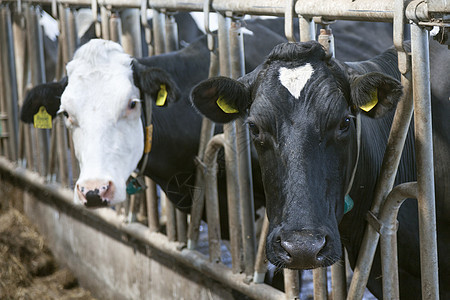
[331,258,347,300]
[187,41,218,250]
[121,9,142,57]
[100,5,110,40]
[410,22,439,300]
[230,18,256,277]
[313,268,328,300]
[283,269,300,299]
[218,12,242,273]
[164,14,178,52]
[203,134,226,263]
[299,16,315,42]
[164,192,177,241]
[145,177,160,232]
[152,9,166,55]
[348,46,414,300]
[0,5,19,161]
[0,155,285,300]
[109,11,122,43]
[379,182,418,300]
[254,212,269,283]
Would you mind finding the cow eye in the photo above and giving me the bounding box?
[248,121,260,137]
[62,111,69,118]
[339,115,353,131]
[128,99,140,110]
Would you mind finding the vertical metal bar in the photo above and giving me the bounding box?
[230,19,256,276]
[331,258,347,300]
[109,12,122,44]
[100,5,110,40]
[187,39,218,250]
[152,9,166,55]
[218,13,242,273]
[164,192,177,241]
[253,212,269,283]
[176,210,187,244]
[165,14,178,52]
[411,22,439,300]
[348,44,414,300]
[121,9,142,57]
[299,16,315,42]
[0,5,19,161]
[204,134,227,263]
[145,177,160,232]
[284,269,300,299]
[313,268,328,300]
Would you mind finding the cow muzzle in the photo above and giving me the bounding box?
[76,179,115,208]
[267,228,337,269]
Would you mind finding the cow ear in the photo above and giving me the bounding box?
[190,76,250,124]
[132,61,180,106]
[20,77,68,123]
[350,72,403,118]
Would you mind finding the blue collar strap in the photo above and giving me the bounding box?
[344,194,354,214]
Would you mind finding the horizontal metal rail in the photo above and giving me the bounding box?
[0,156,285,300]
[1,0,447,23]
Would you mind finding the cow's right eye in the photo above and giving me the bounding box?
[62,111,69,118]
[248,121,260,137]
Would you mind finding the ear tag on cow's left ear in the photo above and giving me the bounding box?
[359,89,378,112]
[33,106,52,129]
[156,84,167,106]
[216,95,239,114]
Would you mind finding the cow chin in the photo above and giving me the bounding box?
[265,224,342,270]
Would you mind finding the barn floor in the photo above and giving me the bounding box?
[0,206,96,300]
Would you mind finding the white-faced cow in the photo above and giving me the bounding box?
[191,40,449,298]
[20,20,287,215]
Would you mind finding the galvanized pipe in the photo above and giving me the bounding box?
[410,22,439,300]
[121,9,142,57]
[109,12,122,43]
[165,14,178,52]
[230,18,256,276]
[164,192,177,241]
[145,177,160,232]
[379,182,418,300]
[0,5,19,161]
[347,45,414,300]
[100,5,110,40]
[203,133,227,263]
[218,13,242,273]
[187,48,218,250]
[283,269,300,299]
[331,260,347,300]
[254,212,269,283]
[313,268,328,300]
[152,9,166,55]
[299,16,315,42]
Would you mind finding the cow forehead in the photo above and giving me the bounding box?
[62,39,139,117]
[278,63,314,99]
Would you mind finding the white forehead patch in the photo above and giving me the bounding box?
[279,63,314,99]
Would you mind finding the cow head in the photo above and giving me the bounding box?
[191,41,402,269]
[21,39,179,208]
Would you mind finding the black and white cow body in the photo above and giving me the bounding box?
[191,39,449,298]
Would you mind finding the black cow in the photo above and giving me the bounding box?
[191,38,449,298]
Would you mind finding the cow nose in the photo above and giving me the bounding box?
[76,180,114,208]
[273,229,327,269]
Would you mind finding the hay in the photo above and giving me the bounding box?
[0,208,96,300]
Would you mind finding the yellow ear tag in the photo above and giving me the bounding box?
[33,106,52,129]
[156,84,167,106]
[359,90,378,112]
[144,124,153,153]
[216,95,239,114]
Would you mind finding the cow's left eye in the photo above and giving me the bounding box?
[339,116,352,131]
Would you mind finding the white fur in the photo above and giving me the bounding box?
[60,39,143,205]
[279,64,314,99]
